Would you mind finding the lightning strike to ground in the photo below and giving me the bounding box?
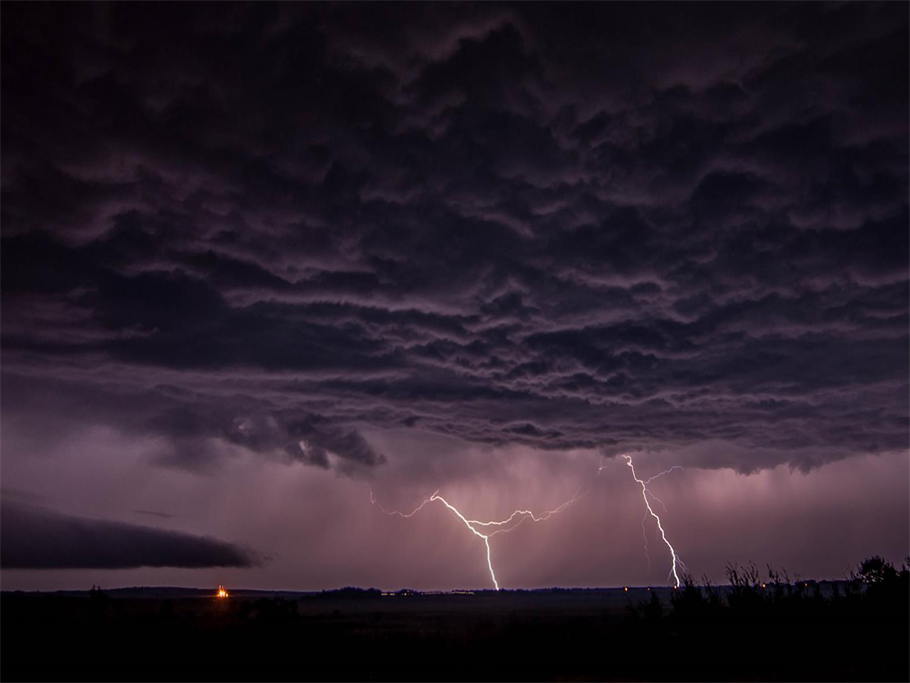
[371,454,686,589]
[623,454,684,588]
[638,476,677,574]
[370,486,586,591]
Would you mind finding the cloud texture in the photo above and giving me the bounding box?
[1,3,907,477]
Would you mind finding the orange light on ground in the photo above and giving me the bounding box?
[216,585,229,599]
[624,587,629,592]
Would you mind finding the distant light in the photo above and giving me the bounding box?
[623,586,629,592]
[215,585,229,599]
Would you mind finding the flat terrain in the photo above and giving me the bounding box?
[2,583,907,681]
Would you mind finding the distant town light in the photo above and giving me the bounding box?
[216,585,229,599]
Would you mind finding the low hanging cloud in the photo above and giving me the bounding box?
[1,502,261,569]
[0,3,906,476]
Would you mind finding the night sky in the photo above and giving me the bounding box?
[1,3,908,591]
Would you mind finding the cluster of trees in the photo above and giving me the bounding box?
[315,587,382,599]
[631,555,910,623]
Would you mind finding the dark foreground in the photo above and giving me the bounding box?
[2,561,908,682]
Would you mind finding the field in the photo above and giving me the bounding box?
[2,567,908,682]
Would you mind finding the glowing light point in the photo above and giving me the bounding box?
[215,585,229,599]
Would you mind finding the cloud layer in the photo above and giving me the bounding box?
[1,502,259,569]
[1,3,907,476]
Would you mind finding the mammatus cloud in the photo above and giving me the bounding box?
[0,4,907,476]
[0,502,261,569]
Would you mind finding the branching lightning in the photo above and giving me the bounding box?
[643,465,683,485]
[370,454,687,590]
[623,454,685,588]
[370,486,586,590]
[637,471,678,574]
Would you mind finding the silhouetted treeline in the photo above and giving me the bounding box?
[315,586,382,599]
[1,555,907,682]
[630,555,910,625]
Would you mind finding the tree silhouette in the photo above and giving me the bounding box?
[856,555,898,584]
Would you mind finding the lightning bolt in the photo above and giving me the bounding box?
[637,469,679,575]
[623,454,684,588]
[370,486,586,590]
[370,454,687,589]
[369,486,438,517]
[643,466,683,485]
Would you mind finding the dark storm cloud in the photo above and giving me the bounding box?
[133,509,174,520]
[1,3,907,474]
[1,501,260,569]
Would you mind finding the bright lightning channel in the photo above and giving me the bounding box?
[636,467,680,575]
[370,486,586,591]
[623,454,685,588]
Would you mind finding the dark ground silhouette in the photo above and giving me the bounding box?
[2,556,907,681]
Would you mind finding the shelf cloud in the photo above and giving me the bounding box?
[1,502,261,570]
